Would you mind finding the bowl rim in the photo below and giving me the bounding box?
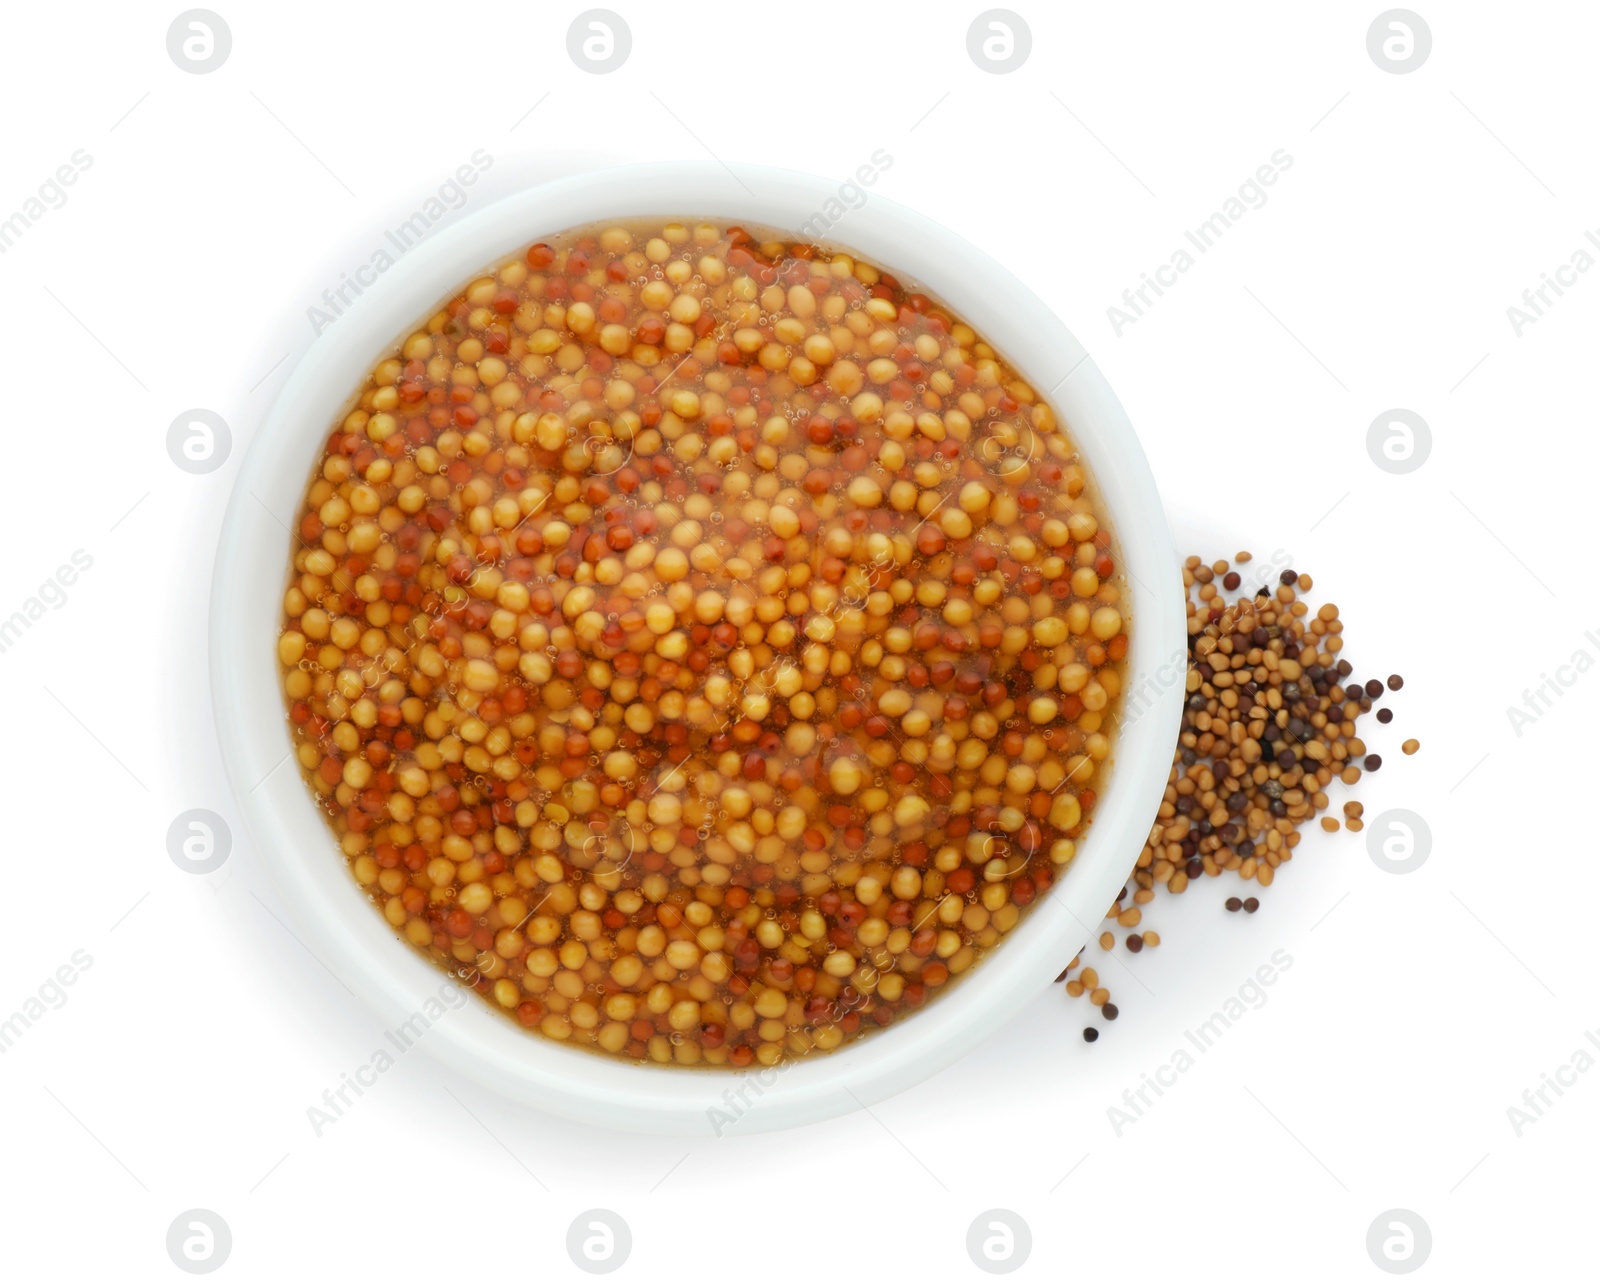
[210,159,1184,1136]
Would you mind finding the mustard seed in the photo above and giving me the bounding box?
[277,218,1131,1070]
[1063,550,1416,1044]
[1402,738,1419,755]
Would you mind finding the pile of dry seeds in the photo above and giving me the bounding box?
[1060,552,1418,1041]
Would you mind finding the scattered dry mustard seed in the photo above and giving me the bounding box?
[1059,552,1417,1039]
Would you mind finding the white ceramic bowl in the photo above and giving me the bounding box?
[211,161,1184,1135]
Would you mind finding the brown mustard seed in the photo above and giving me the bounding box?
[1101,1002,1119,1020]
[1365,754,1383,771]
[1083,1027,1099,1043]
[1388,674,1404,690]
[1066,551,1413,1043]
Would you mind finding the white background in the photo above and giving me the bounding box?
[2,1,1593,1279]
